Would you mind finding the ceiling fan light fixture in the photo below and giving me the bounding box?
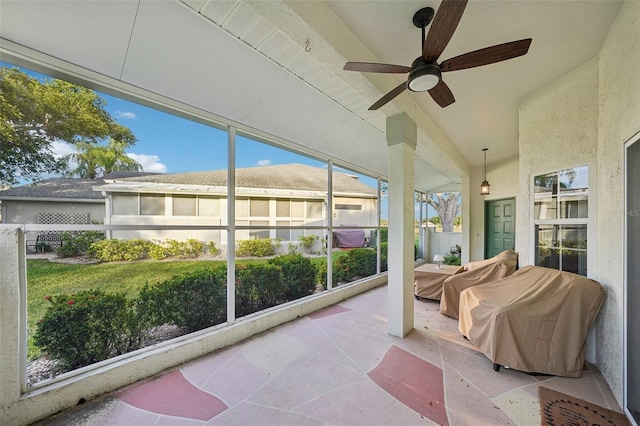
[408,64,441,92]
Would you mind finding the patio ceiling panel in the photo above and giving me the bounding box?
[120,1,288,126]
[0,1,138,79]
[241,74,355,149]
[307,116,387,177]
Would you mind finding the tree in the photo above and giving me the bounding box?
[427,192,461,232]
[64,139,141,179]
[0,67,137,185]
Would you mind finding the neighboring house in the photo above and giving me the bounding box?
[0,165,377,252]
[0,178,107,247]
[95,163,378,251]
[0,172,158,249]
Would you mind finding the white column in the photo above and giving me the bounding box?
[386,113,417,337]
[0,225,25,424]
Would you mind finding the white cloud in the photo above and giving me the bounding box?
[127,153,167,173]
[50,142,167,173]
[256,159,271,166]
[51,141,77,159]
[115,111,136,120]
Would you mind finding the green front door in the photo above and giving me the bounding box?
[485,198,515,259]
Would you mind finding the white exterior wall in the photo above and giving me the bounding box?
[518,57,599,267]
[595,0,640,404]
[2,200,105,225]
[468,157,519,262]
[514,0,640,404]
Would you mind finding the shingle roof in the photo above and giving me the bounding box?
[0,165,377,200]
[0,178,106,200]
[108,164,377,196]
[0,171,161,201]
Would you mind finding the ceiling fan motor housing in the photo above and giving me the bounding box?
[408,59,441,92]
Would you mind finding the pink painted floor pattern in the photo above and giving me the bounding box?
[39,285,623,425]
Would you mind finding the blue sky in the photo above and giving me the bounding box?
[4,62,439,219]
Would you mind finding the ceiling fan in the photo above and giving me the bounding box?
[343,0,532,110]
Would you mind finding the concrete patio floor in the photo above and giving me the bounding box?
[35,284,622,425]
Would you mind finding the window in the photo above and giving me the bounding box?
[306,200,323,218]
[140,194,165,216]
[335,204,362,210]
[198,197,220,217]
[250,199,269,217]
[533,166,588,275]
[112,194,137,215]
[173,195,196,216]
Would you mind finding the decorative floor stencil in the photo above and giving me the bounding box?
[368,345,448,425]
[119,370,227,421]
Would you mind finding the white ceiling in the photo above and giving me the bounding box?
[0,0,624,192]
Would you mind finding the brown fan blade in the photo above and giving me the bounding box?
[422,0,468,62]
[368,81,407,110]
[428,80,455,108]
[440,38,532,72]
[344,62,412,74]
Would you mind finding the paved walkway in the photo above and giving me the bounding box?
[39,285,622,425]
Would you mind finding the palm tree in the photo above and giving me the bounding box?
[64,138,141,179]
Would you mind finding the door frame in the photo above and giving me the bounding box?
[484,197,516,259]
[624,130,640,425]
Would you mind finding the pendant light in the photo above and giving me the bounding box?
[480,148,490,195]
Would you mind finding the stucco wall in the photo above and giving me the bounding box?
[2,200,105,225]
[595,0,640,403]
[518,58,599,266]
[516,0,640,404]
[468,157,519,262]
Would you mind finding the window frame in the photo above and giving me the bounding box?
[531,164,594,276]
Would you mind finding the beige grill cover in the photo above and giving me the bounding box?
[458,266,605,377]
[439,261,517,319]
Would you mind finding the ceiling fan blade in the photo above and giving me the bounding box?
[429,80,455,108]
[440,38,532,72]
[368,81,407,110]
[422,0,468,62]
[344,62,412,74]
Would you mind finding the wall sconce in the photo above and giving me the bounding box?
[480,148,490,195]
[433,254,445,268]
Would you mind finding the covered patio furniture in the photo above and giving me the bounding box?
[458,266,605,377]
[333,227,366,248]
[440,249,518,319]
[414,263,464,300]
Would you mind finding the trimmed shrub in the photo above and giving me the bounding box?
[34,290,145,370]
[444,253,461,266]
[56,230,105,258]
[235,238,277,257]
[333,248,377,284]
[139,266,227,332]
[235,263,283,317]
[380,242,388,272]
[164,239,205,259]
[268,254,317,300]
[88,239,151,262]
[88,238,208,262]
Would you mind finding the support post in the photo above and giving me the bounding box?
[386,113,417,337]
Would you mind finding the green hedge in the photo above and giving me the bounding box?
[34,253,321,371]
[139,267,227,332]
[34,290,146,369]
[318,248,383,288]
[268,254,317,301]
[88,238,215,262]
[235,238,278,257]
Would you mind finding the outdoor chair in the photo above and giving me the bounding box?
[458,265,605,377]
[439,249,518,319]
